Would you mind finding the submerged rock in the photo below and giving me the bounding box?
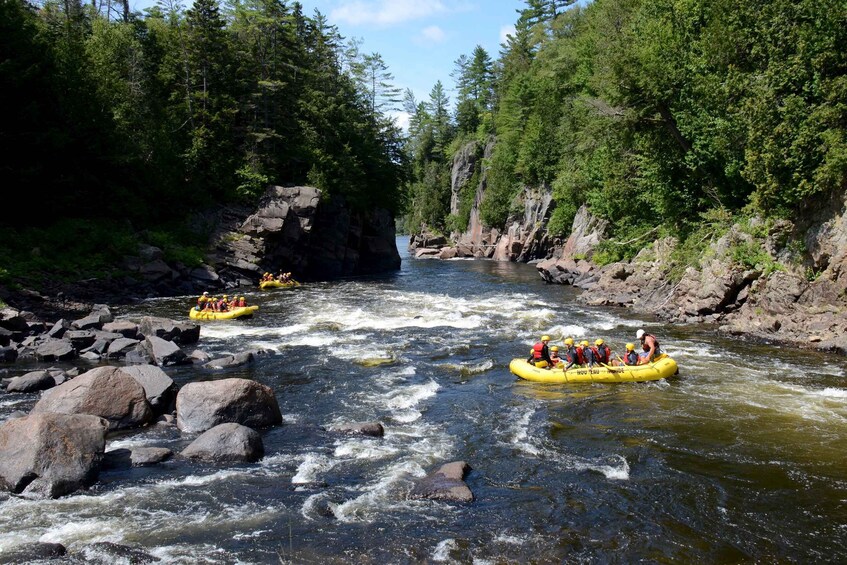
[327,422,385,437]
[409,461,474,503]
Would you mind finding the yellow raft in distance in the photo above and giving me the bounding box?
[259,280,301,290]
[509,354,678,384]
[188,305,258,321]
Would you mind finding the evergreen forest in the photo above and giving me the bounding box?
[404,0,847,264]
[0,0,406,281]
[1,0,845,283]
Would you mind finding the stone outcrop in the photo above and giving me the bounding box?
[0,542,67,563]
[409,461,473,503]
[118,365,177,414]
[32,366,154,430]
[0,413,108,498]
[537,205,608,285]
[212,185,400,283]
[175,378,282,433]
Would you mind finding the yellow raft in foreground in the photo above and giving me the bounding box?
[259,279,300,290]
[509,354,678,384]
[188,305,258,321]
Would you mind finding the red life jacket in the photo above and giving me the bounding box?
[590,346,603,364]
[575,347,586,365]
[532,342,545,359]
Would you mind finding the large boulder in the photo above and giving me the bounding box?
[5,370,55,393]
[34,338,77,362]
[0,413,108,498]
[144,335,188,366]
[181,423,264,463]
[176,378,282,433]
[31,366,154,430]
[138,317,200,345]
[118,365,176,414]
[0,542,67,563]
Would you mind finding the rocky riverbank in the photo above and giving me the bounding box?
[0,185,400,322]
[410,138,847,354]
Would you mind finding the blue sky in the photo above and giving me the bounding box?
[132,0,525,128]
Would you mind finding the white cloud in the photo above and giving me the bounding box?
[499,24,516,44]
[389,110,411,133]
[419,25,446,43]
[331,0,448,26]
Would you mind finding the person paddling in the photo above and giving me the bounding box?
[636,329,662,364]
[549,345,562,366]
[592,339,611,364]
[561,338,579,370]
[527,335,554,368]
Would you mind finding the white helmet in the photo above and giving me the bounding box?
[636,329,645,339]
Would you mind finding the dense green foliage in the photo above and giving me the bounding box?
[0,0,406,281]
[404,0,847,257]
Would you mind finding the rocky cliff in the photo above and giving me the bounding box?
[411,139,847,353]
[1,185,400,318]
[410,139,557,262]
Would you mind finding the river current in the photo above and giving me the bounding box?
[1,237,846,563]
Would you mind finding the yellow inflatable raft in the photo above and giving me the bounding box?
[189,305,258,321]
[509,354,678,384]
[259,280,300,290]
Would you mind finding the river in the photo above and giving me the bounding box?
[1,236,846,563]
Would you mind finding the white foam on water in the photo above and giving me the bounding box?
[818,387,847,399]
[300,492,330,521]
[573,454,631,481]
[329,459,428,523]
[384,379,440,411]
[431,538,457,561]
[292,453,334,484]
[501,406,541,457]
[494,533,528,545]
[439,359,495,376]
[201,323,310,340]
[390,409,422,423]
[0,397,30,409]
[333,440,400,460]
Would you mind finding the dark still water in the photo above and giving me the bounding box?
[1,236,846,563]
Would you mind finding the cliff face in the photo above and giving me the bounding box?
[217,185,400,283]
[411,138,847,353]
[410,139,558,262]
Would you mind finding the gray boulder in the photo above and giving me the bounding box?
[103,447,173,469]
[176,378,282,433]
[46,319,70,339]
[138,317,200,345]
[328,422,384,437]
[31,366,153,430]
[144,335,188,366]
[125,345,155,365]
[6,370,55,393]
[409,461,473,503]
[0,413,108,498]
[0,542,66,563]
[0,346,17,362]
[118,365,176,414]
[102,320,139,339]
[34,338,77,362]
[106,337,141,358]
[181,423,264,463]
[203,351,254,370]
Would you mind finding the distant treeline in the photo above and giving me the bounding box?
[0,0,407,228]
[404,0,847,258]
